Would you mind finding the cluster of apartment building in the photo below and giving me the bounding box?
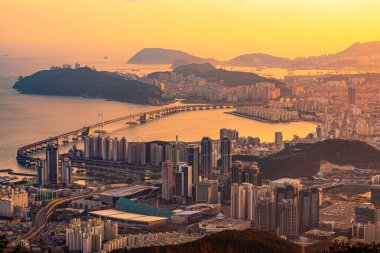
[236,106,299,121]
[193,82,280,102]
[66,218,118,253]
[83,136,128,161]
[37,143,72,187]
[231,178,320,239]
[0,186,28,218]
[145,70,281,102]
[104,231,197,251]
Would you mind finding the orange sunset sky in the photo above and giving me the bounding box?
[1,0,380,60]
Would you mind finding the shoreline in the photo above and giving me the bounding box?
[14,89,169,106]
[225,111,320,125]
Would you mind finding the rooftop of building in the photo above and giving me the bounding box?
[199,215,251,227]
[269,178,301,189]
[304,229,336,237]
[171,210,202,216]
[185,203,221,210]
[270,178,300,185]
[99,185,159,197]
[89,209,168,223]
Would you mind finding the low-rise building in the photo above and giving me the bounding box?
[170,210,203,225]
[198,213,251,234]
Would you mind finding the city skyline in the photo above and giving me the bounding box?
[2,1,380,252]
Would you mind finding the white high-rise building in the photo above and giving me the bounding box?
[60,157,72,187]
[104,220,118,241]
[231,183,252,220]
[211,149,219,169]
[231,183,272,222]
[175,163,193,198]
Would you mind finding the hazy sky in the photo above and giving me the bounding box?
[1,0,380,60]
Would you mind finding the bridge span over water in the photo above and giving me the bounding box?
[16,104,234,166]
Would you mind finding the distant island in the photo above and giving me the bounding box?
[127,48,219,66]
[128,41,380,71]
[13,67,164,105]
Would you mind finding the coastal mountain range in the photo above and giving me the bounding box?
[127,41,380,70]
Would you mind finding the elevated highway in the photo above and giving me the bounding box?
[17,192,97,245]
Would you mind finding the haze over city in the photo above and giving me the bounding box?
[2,1,380,253]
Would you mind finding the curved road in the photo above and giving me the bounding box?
[17,192,96,244]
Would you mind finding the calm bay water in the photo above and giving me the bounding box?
[0,56,316,174]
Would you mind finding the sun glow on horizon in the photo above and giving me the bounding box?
[1,0,380,60]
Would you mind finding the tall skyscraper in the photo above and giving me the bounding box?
[140,143,146,166]
[255,196,276,232]
[95,135,103,160]
[348,85,356,105]
[299,186,320,232]
[230,182,276,233]
[60,157,72,187]
[127,142,145,165]
[102,136,113,161]
[274,182,300,238]
[175,163,193,198]
[246,162,262,186]
[150,143,158,165]
[371,185,380,208]
[186,145,200,184]
[220,137,232,175]
[232,161,262,186]
[275,132,283,146]
[37,159,48,187]
[162,160,174,201]
[46,142,59,185]
[164,144,174,162]
[200,137,213,178]
[119,137,128,161]
[220,128,239,141]
[231,183,253,220]
[83,136,92,159]
[232,160,244,184]
[154,145,164,167]
[277,198,299,238]
[112,137,119,161]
